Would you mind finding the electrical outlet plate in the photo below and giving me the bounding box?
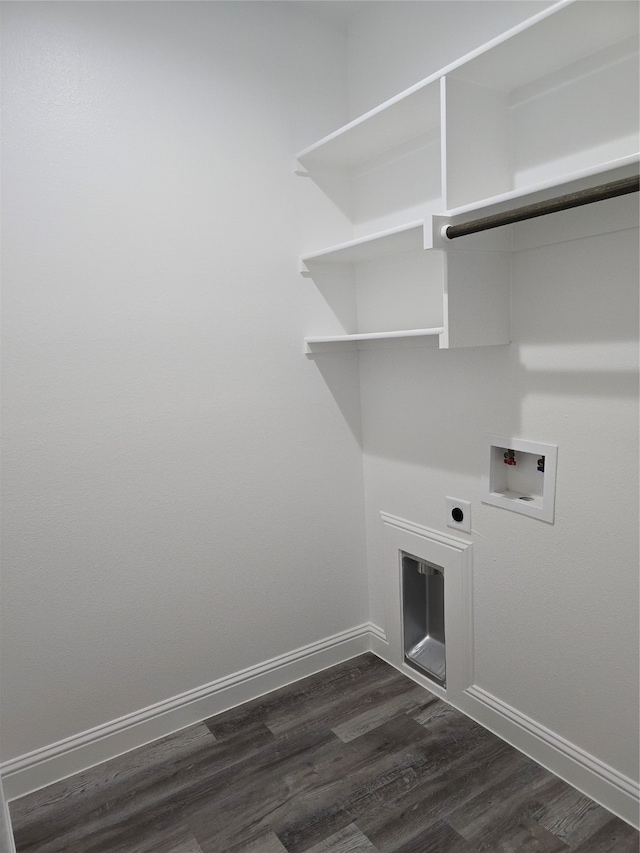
[446,497,471,533]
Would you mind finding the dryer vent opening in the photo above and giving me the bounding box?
[401,552,445,687]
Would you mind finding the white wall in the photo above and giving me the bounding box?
[1,0,638,813]
[0,1,367,762]
[348,4,639,785]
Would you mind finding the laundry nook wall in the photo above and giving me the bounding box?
[336,0,639,815]
[1,0,637,830]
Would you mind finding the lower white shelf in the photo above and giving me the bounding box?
[300,221,425,270]
[304,327,444,353]
[301,217,512,354]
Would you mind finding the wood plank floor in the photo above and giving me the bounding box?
[9,654,639,853]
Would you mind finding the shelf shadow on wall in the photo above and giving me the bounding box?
[516,365,638,401]
[307,337,638,478]
[306,350,364,445]
[307,342,518,478]
[305,207,638,475]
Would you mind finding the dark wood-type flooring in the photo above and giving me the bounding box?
[9,654,640,852]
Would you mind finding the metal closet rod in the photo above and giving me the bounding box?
[444,175,640,240]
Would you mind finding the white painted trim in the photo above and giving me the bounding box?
[455,684,640,829]
[1,623,383,802]
[368,622,389,660]
[379,512,471,550]
[367,622,387,645]
[380,512,474,700]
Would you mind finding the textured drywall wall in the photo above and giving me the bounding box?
[0,1,366,760]
[359,220,639,780]
[3,0,638,797]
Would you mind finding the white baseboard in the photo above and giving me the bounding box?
[372,644,638,827]
[1,622,382,802]
[455,685,640,830]
[367,621,388,658]
[3,628,637,833]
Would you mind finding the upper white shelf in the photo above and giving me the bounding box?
[295,82,440,175]
[297,0,638,354]
[449,1,638,91]
[295,0,639,178]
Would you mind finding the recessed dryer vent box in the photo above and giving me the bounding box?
[482,435,557,523]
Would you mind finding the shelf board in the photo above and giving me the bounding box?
[305,328,444,351]
[296,82,440,174]
[301,221,426,269]
[305,327,443,343]
[295,1,637,178]
[298,1,636,357]
[449,0,639,92]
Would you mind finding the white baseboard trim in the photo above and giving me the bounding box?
[5,628,635,833]
[1,622,383,802]
[455,684,640,829]
[367,621,389,658]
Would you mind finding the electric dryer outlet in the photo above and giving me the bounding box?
[446,497,471,534]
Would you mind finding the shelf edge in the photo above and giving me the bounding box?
[300,220,426,265]
[294,0,573,164]
[305,328,444,344]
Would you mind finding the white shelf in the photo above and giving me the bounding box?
[302,155,639,271]
[305,328,444,346]
[295,77,441,233]
[302,245,449,351]
[294,1,572,174]
[441,0,639,209]
[449,1,638,92]
[298,0,638,353]
[300,221,425,269]
[296,1,638,176]
[296,81,440,175]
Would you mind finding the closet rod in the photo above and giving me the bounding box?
[443,175,639,240]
